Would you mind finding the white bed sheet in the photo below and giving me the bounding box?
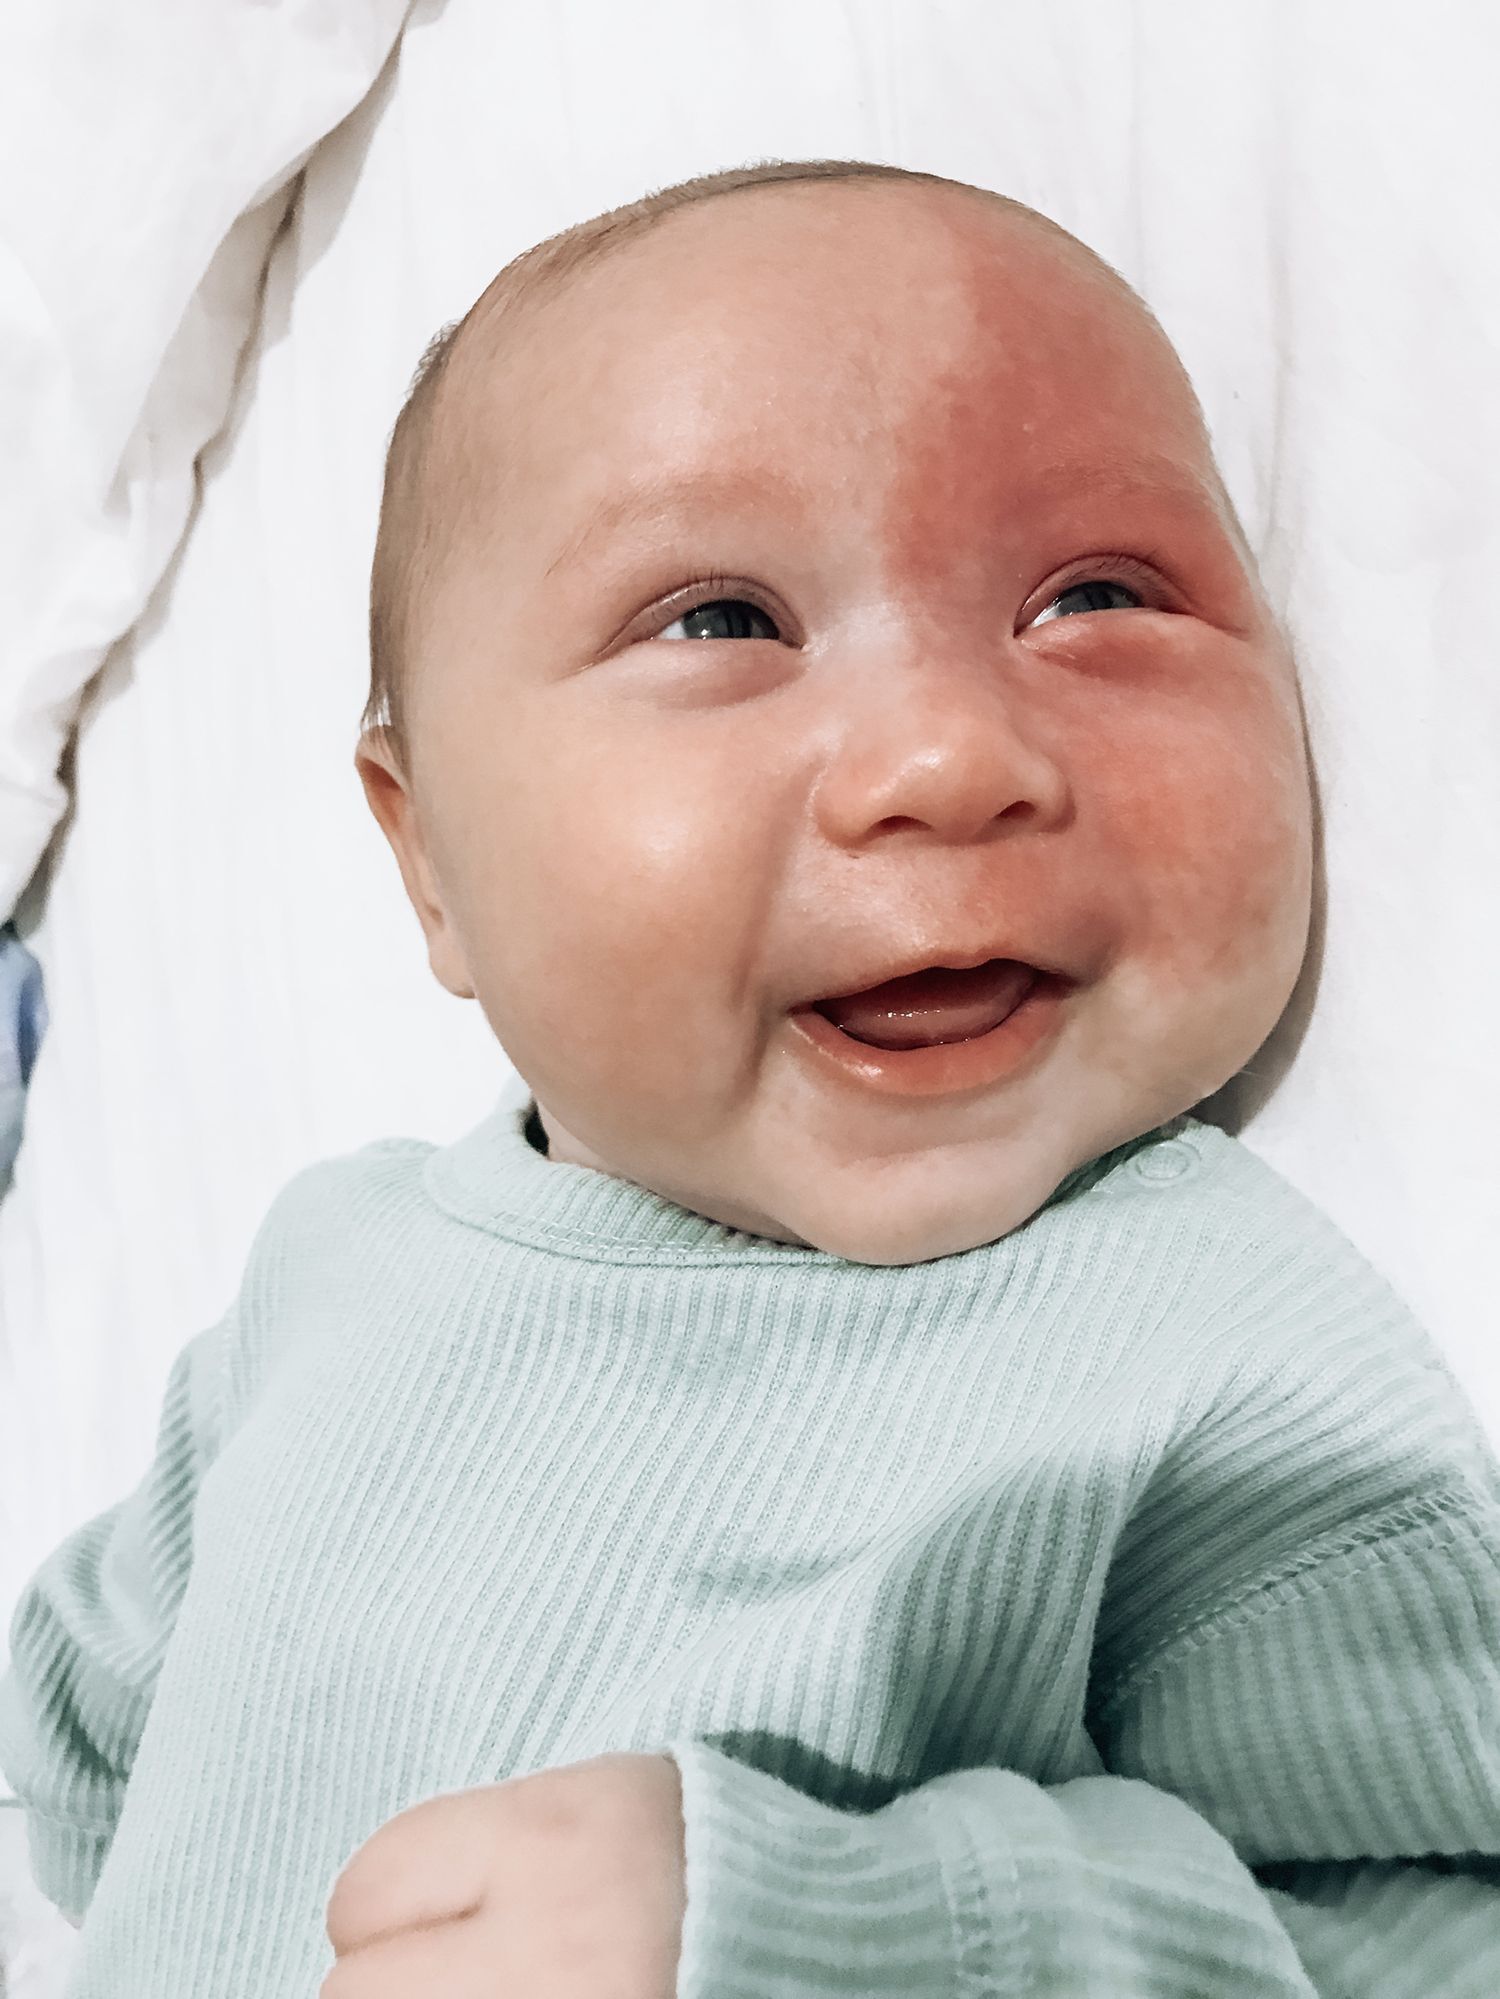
[3,0,1499,1978]
[0,0,413,931]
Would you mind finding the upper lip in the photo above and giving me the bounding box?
[793,945,1072,1010]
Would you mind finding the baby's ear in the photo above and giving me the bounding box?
[352,734,477,1001]
[353,728,407,832]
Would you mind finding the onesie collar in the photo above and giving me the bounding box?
[422,1093,1190,1267]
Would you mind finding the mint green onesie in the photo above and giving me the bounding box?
[3,1100,1497,1994]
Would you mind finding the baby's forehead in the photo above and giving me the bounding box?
[460,182,1163,418]
[438,185,1217,569]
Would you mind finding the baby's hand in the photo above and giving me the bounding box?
[321,1750,686,1997]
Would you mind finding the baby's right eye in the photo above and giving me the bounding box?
[657,598,782,642]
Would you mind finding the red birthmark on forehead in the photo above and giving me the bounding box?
[869,227,1218,600]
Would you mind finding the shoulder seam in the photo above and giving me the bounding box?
[1093,1486,1489,1721]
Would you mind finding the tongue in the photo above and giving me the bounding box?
[818,960,1039,1050]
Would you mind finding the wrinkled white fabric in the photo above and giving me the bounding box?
[0,0,413,925]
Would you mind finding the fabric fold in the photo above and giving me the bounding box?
[0,0,415,922]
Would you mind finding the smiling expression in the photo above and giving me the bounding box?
[356,178,1313,1265]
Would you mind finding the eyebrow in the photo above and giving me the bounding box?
[541,453,1228,580]
[1016,453,1228,520]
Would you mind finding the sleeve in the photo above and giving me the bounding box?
[662,1265,1500,1995]
[0,1309,230,1925]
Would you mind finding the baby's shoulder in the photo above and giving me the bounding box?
[248,1131,435,1265]
[1161,1116,1393,1283]
[221,1132,439,1423]
[1160,1118,1481,1437]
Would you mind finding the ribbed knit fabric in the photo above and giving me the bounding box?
[2,1097,1498,1996]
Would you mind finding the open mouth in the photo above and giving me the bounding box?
[809,958,1042,1050]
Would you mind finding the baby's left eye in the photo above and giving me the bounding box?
[658,598,781,642]
[1030,578,1146,627]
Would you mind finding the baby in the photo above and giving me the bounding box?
[3,159,1498,1997]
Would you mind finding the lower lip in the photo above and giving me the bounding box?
[787,974,1070,1099]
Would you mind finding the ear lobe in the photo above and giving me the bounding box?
[353,738,477,1002]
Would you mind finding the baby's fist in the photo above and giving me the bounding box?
[322,1750,686,1998]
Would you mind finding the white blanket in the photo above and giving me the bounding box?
[3,0,1498,1981]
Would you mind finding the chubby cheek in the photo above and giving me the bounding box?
[1091,684,1310,1001]
[493,733,768,1089]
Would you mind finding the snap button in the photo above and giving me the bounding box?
[1133,1139,1195,1182]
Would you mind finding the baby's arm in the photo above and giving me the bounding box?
[0,1310,230,1929]
[667,1204,1500,1996]
[1076,1232,1500,1993]
[670,1468,1500,1999]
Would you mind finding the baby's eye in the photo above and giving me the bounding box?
[1030,577,1146,627]
[657,598,781,642]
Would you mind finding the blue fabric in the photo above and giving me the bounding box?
[0,924,48,1190]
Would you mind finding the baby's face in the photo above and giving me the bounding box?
[359,181,1312,1264]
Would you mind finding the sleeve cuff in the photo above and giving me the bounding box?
[21,1805,110,1927]
[664,1736,976,1996]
